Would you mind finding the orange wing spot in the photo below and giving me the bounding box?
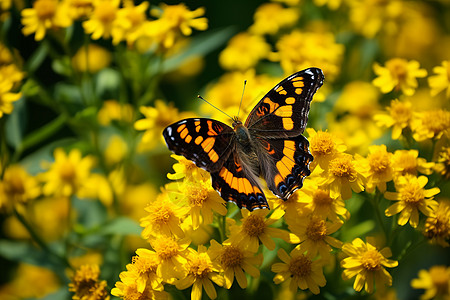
[282,118,294,130]
[276,160,291,179]
[293,80,305,88]
[195,136,204,145]
[253,185,262,194]
[180,128,189,139]
[281,155,295,171]
[208,149,219,163]
[185,134,192,143]
[274,105,292,117]
[283,140,296,158]
[295,88,303,94]
[285,97,295,104]
[279,90,287,95]
[225,168,233,185]
[263,97,280,112]
[201,137,214,152]
[207,120,222,136]
[238,178,245,194]
[243,178,253,195]
[177,124,186,133]
[274,174,284,186]
[231,176,239,190]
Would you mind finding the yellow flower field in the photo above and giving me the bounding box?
[0,0,449,299]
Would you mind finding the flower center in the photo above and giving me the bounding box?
[288,254,312,277]
[34,0,57,20]
[151,204,174,226]
[420,110,450,135]
[429,266,450,294]
[133,255,158,275]
[188,253,213,279]
[187,184,208,206]
[313,189,333,206]
[4,174,25,196]
[389,101,412,124]
[127,10,146,27]
[153,237,179,260]
[387,58,408,82]
[329,155,355,179]
[220,245,243,268]
[400,183,424,205]
[311,132,334,156]
[242,215,266,237]
[394,152,417,175]
[306,217,327,242]
[94,2,117,23]
[368,151,390,173]
[361,249,382,271]
[59,161,76,182]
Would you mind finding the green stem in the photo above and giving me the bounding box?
[218,214,226,243]
[13,205,73,270]
[371,190,388,239]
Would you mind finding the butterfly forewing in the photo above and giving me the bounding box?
[163,118,234,173]
[245,67,324,138]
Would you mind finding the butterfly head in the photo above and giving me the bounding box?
[231,117,242,129]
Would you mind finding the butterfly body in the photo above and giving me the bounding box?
[163,68,324,211]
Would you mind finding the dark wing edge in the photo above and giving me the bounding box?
[162,118,234,173]
[245,67,324,137]
[256,134,313,200]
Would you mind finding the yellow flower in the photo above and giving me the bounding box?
[272,29,344,79]
[175,245,223,300]
[0,165,40,207]
[68,265,110,300]
[111,268,168,300]
[219,32,270,71]
[167,154,210,181]
[150,3,208,49]
[334,81,380,119]
[384,175,440,228]
[392,149,434,179]
[0,75,21,118]
[357,145,394,193]
[374,99,413,140]
[72,44,112,73]
[111,1,149,45]
[423,200,450,247]
[411,265,450,300]
[64,0,94,20]
[411,109,450,142]
[149,235,189,281]
[435,147,450,180]
[320,153,366,200]
[288,215,343,259]
[39,148,96,197]
[134,100,192,151]
[293,178,348,222]
[82,0,120,40]
[97,100,134,126]
[341,237,398,293]
[140,192,189,239]
[227,209,299,252]
[104,135,127,166]
[306,128,346,171]
[272,246,326,294]
[313,0,342,10]
[428,60,450,97]
[21,0,72,41]
[249,3,299,35]
[168,178,227,230]
[372,58,427,96]
[208,239,263,289]
[128,248,164,292]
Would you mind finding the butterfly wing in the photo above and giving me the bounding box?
[256,134,313,200]
[245,67,324,138]
[163,118,235,173]
[211,150,268,210]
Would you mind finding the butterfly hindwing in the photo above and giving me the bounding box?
[211,151,269,210]
[257,134,313,200]
[245,67,324,138]
[163,118,234,173]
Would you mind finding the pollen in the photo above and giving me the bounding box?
[186,184,209,206]
[306,217,327,242]
[288,255,312,278]
[242,214,266,237]
[361,250,383,271]
[368,150,391,173]
[219,245,243,268]
[400,183,424,205]
[94,2,117,23]
[34,0,57,20]
[152,237,179,260]
[329,155,356,179]
[313,189,333,206]
[310,131,335,156]
[59,161,77,182]
[150,204,174,226]
[132,255,158,275]
[388,100,412,124]
[187,253,213,279]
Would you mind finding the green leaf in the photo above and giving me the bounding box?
[25,42,49,73]
[344,220,375,239]
[98,217,142,236]
[96,68,121,97]
[0,240,60,268]
[5,96,26,150]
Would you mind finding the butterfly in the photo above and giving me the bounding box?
[163,68,324,211]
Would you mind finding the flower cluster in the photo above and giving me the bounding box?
[0,0,449,299]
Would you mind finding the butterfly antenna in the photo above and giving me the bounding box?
[237,80,247,120]
[197,95,235,122]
